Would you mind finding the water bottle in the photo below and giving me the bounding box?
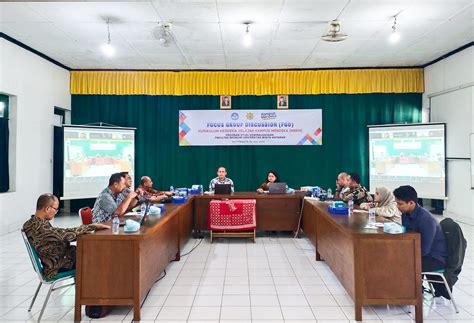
[140,203,147,216]
[112,215,120,234]
[170,186,174,194]
[368,208,376,227]
[348,199,354,215]
[327,188,332,199]
[199,185,203,195]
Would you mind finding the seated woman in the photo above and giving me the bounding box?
[256,171,280,193]
[360,186,401,224]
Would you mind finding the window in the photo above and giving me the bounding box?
[0,94,9,192]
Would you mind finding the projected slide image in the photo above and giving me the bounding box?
[370,131,444,178]
[368,124,446,199]
[63,127,135,199]
[65,133,133,177]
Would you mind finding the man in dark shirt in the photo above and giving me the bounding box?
[393,185,450,298]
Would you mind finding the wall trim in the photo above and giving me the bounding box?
[422,42,474,68]
[1,32,472,73]
[0,32,71,71]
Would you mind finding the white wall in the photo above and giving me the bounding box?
[424,46,474,225]
[0,39,70,235]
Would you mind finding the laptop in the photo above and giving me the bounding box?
[268,182,287,194]
[121,204,149,226]
[214,183,232,194]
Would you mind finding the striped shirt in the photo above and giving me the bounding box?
[209,177,234,193]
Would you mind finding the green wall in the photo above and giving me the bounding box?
[71,93,422,192]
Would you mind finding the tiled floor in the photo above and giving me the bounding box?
[0,215,472,322]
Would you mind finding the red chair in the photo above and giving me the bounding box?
[78,207,93,225]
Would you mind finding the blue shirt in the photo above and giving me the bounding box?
[402,204,447,263]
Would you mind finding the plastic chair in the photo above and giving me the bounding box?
[20,230,75,322]
[422,269,458,312]
[78,207,93,225]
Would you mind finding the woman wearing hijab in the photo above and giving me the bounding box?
[257,171,280,193]
[360,186,401,224]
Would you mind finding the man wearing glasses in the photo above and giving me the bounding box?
[23,193,109,279]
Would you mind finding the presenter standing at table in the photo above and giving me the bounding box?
[209,166,234,193]
[257,171,280,193]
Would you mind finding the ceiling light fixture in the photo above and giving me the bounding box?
[389,15,401,43]
[101,18,115,57]
[243,23,252,47]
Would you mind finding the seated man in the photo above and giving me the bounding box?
[341,172,373,205]
[92,173,138,223]
[393,185,450,299]
[23,193,109,279]
[209,166,234,193]
[117,172,133,202]
[116,172,146,208]
[334,172,350,200]
[136,176,170,203]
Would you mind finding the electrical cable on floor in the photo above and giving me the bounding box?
[132,235,204,321]
[293,196,316,251]
[180,237,203,257]
[293,196,306,239]
[139,269,167,310]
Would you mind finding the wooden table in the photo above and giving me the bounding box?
[74,200,193,321]
[193,192,305,232]
[302,200,422,322]
[74,195,423,322]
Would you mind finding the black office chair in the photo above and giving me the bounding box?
[422,218,467,312]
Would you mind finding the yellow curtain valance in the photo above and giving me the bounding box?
[70,69,424,95]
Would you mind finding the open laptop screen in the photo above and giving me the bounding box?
[214,183,232,194]
[268,182,287,194]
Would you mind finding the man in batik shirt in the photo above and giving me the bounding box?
[23,193,109,279]
[341,173,373,205]
[135,176,170,203]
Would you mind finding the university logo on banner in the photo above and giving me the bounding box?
[179,109,322,146]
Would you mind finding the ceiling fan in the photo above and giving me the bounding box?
[321,19,348,42]
[152,22,175,46]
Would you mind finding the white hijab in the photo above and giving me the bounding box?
[376,187,395,207]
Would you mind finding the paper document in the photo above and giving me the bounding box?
[124,212,141,216]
